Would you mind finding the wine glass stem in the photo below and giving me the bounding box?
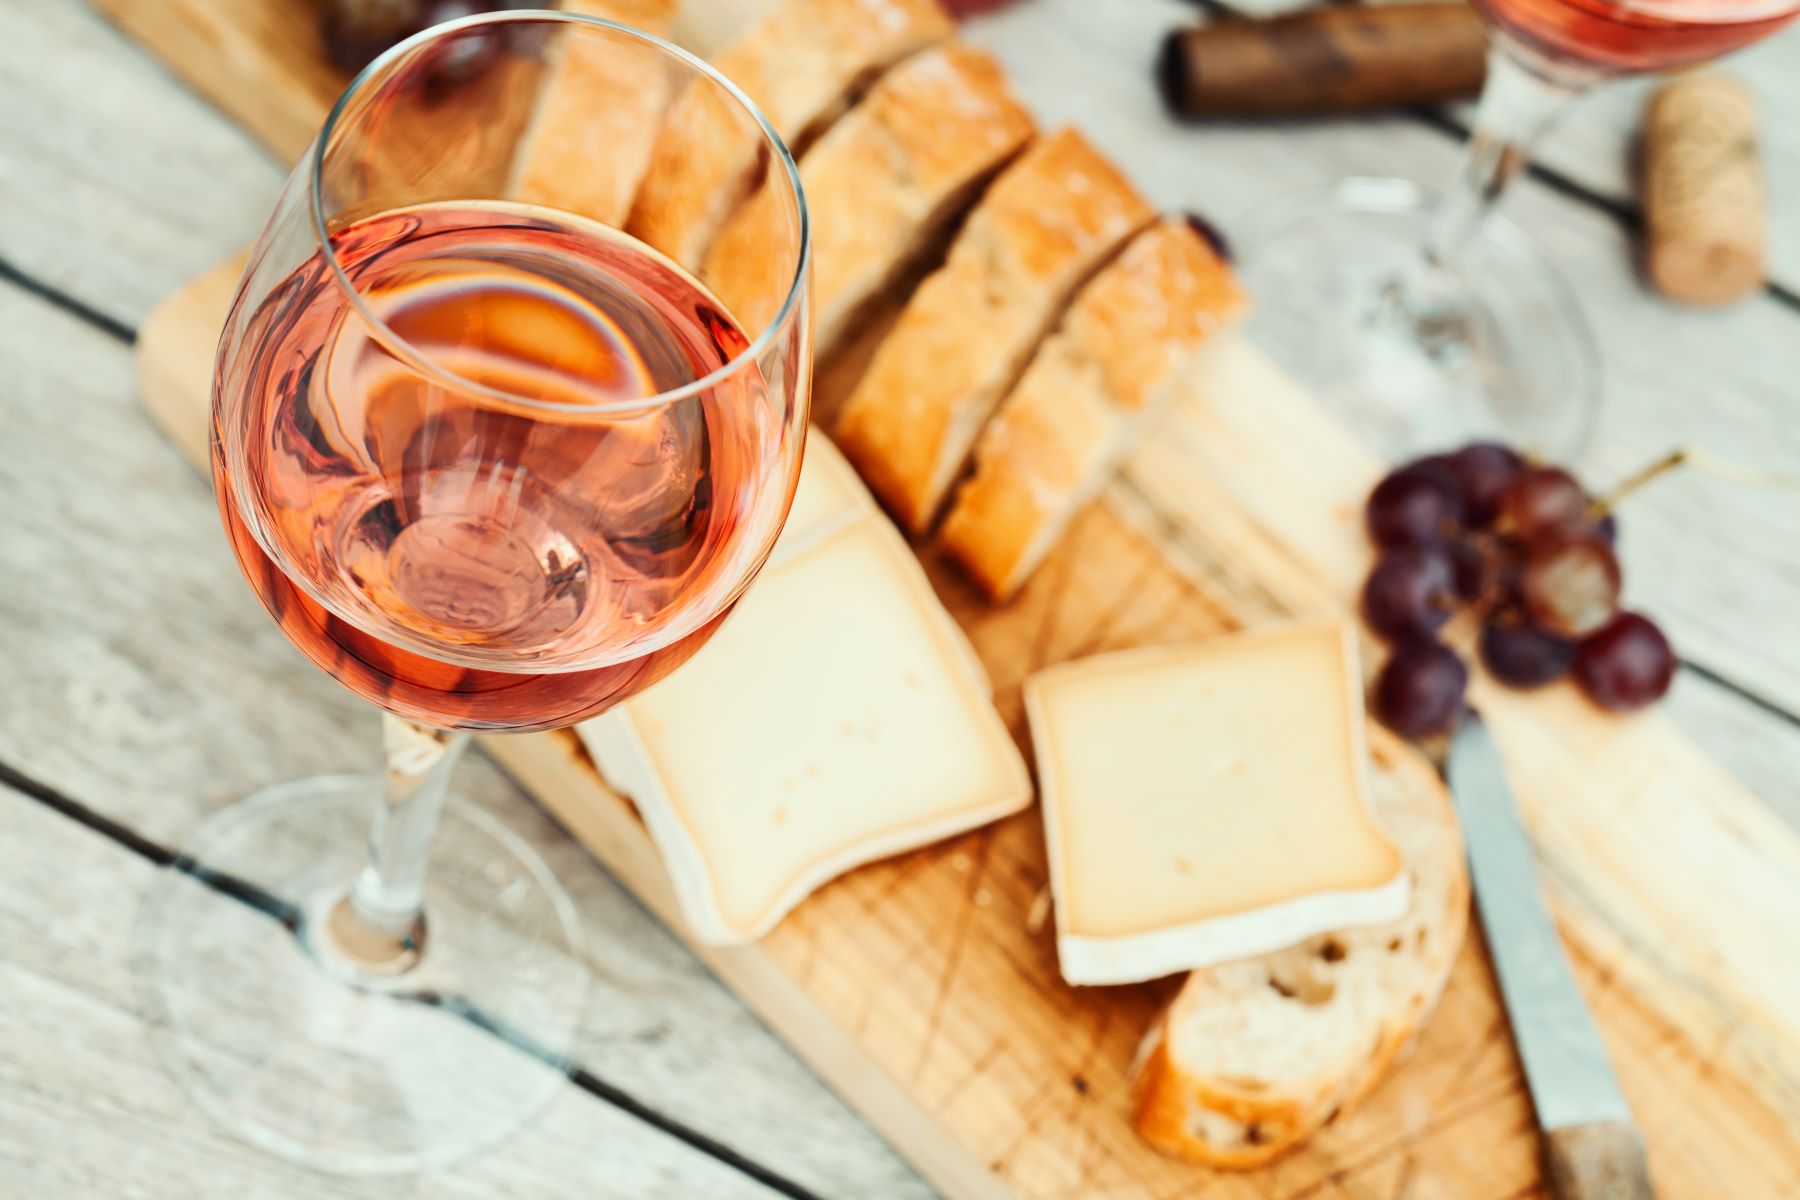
[1376,44,1589,358]
[349,715,471,936]
[1425,45,1586,271]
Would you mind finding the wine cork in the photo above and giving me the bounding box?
[1158,5,1487,118]
[1643,74,1765,306]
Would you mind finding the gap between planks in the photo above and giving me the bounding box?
[0,758,830,1200]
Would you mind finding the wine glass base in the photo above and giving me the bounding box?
[1236,177,1600,463]
[135,776,589,1175]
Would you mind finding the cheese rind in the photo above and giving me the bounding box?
[1025,623,1409,986]
[581,438,1031,944]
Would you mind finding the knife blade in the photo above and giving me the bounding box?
[1445,713,1632,1132]
[1448,714,1656,1198]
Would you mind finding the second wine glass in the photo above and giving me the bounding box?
[1239,0,1798,463]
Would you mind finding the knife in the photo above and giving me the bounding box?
[1446,713,1655,1200]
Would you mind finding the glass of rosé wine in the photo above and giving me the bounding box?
[1237,0,1799,462]
[137,12,810,1173]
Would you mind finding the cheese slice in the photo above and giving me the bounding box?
[581,439,1031,944]
[1024,622,1409,986]
[767,430,868,564]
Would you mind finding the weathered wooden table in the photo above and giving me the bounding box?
[3,1,1797,1196]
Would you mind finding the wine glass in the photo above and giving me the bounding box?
[137,11,810,1173]
[1237,0,1800,463]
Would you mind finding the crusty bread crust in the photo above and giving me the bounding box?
[937,218,1246,599]
[833,128,1153,532]
[507,0,677,227]
[1130,727,1470,1169]
[705,42,1036,352]
[626,0,953,267]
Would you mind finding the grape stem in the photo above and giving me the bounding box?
[1590,447,1800,517]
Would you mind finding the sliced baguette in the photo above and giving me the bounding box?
[1131,727,1470,1169]
[704,42,1036,354]
[938,218,1248,599]
[625,0,953,267]
[506,0,678,227]
[833,128,1154,533]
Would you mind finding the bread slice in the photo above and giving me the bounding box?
[704,42,1036,354]
[833,128,1154,533]
[1130,727,1470,1169]
[937,218,1247,600]
[506,0,678,227]
[625,0,953,267]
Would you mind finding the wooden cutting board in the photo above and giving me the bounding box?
[113,2,1800,1197]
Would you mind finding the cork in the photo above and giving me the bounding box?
[1643,74,1765,306]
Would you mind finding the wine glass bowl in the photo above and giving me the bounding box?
[1240,176,1600,464]
[143,12,811,1173]
[214,16,809,733]
[1476,0,1800,77]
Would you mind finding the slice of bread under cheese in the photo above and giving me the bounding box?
[578,434,1031,944]
[1131,724,1469,1169]
[626,0,954,267]
[704,42,1037,354]
[1023,621,1410,987]
[834,127,1155,533]
[939,217,1247,600]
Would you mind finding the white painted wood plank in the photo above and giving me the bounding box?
[0,0,281,328]
[1666,670,1800,832]
[0,279,934,1198]
[0,793,789,1200]
[962,0,1800,717]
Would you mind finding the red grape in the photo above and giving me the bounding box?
[1362,547,1457,640]
[1407,454,1464,495]
[1574,613,1676,711]
[1366,465,1464,548]
[1449,532,1524,606]
[1519,537,1621,638]
[1449,442,1525,527]
[1373,640,1468,737]
[1499,466,1591,548]
[1479,615,1575,688]
[319,1,523,76]
[321,0,423,74]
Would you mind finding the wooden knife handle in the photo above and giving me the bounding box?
[1545,1122,1655,1200]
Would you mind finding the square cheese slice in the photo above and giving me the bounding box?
[581,454,1030,944]
[1024,622,1409,986]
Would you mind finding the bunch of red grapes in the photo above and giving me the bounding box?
[1362,443,1676,738]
